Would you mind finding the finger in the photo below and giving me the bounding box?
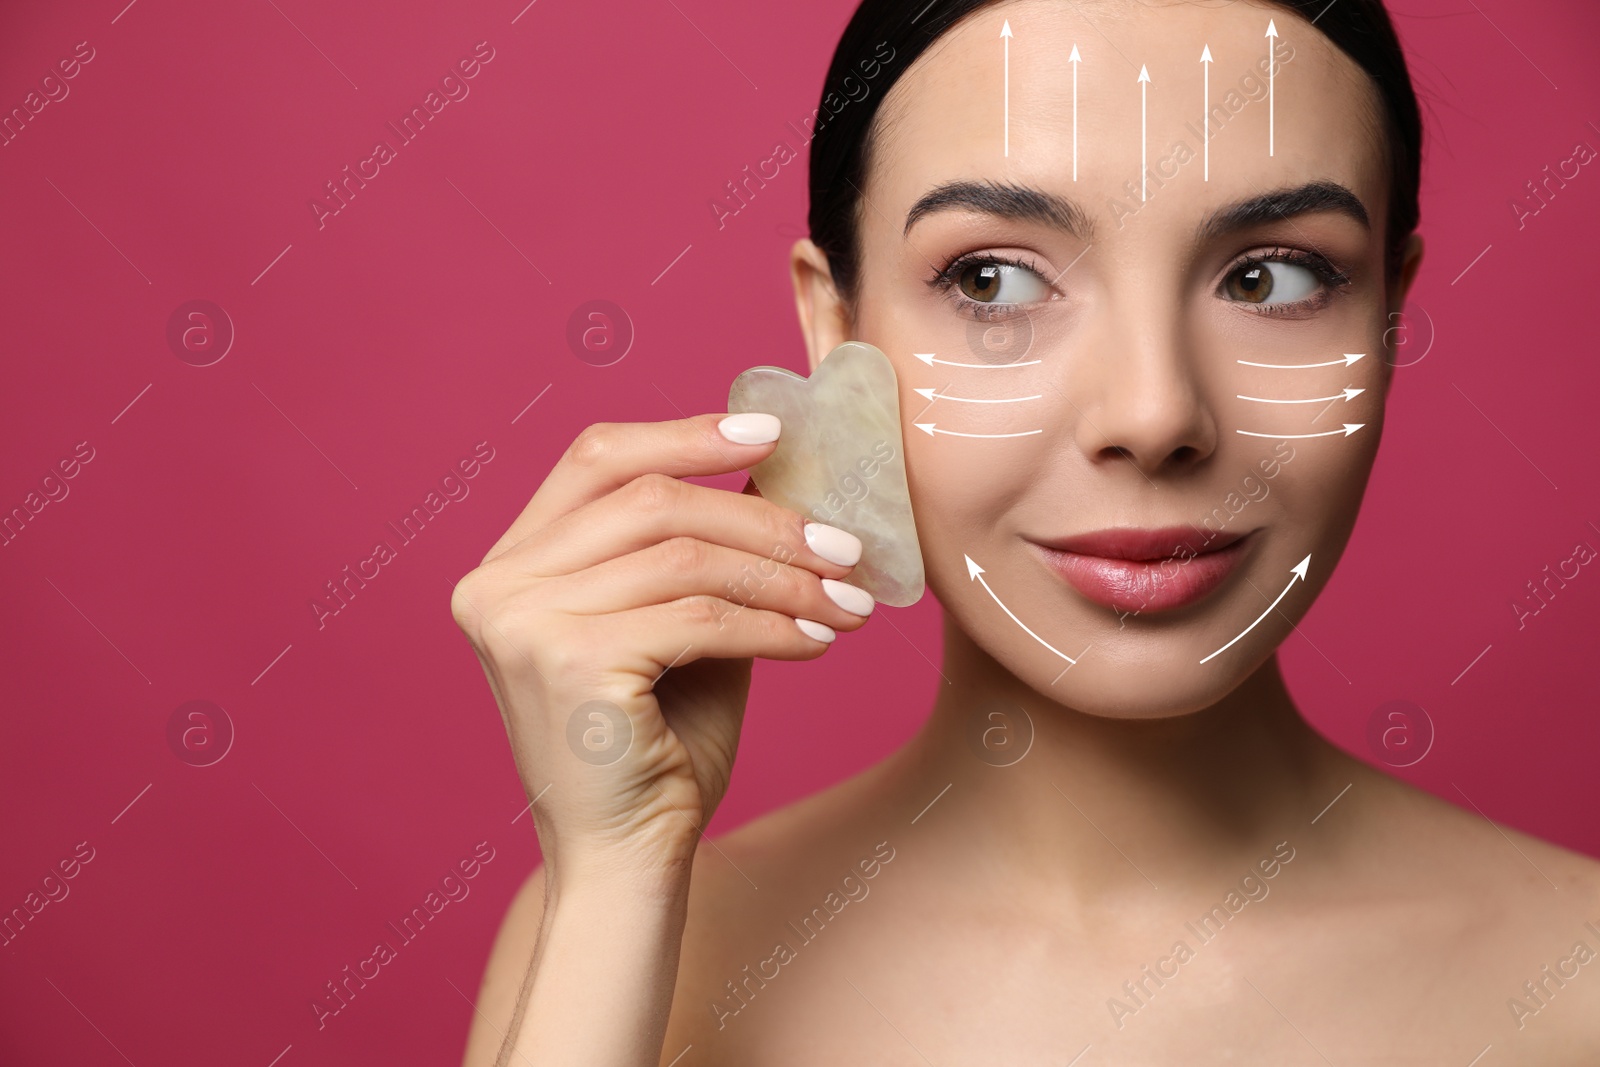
[539,536,875,628]
[485,413,781,563]
[596,595,842,677]
[502,472,864,579]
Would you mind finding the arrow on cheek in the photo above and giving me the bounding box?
[967,555,1083,664]
[1237,353,1366,369]
[1237,387,1365,405]
[915,423,1043,438]
[1236,424,1365,438]
[1200,554,1310,665]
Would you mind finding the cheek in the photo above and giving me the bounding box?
[1265,431,1383,548]
[903,424,1041,580]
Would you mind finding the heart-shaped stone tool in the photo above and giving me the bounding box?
[728,341,925,607]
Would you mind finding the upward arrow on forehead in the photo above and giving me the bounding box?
[1267,19,1279,156]
[1069,44,1081,181]
[1001,20,1013,157]
[1138,65,1150,202]
[1201,45,1213,181]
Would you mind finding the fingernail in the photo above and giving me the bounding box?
[718,413,781,444]
[795,617,836,643]
[804,522,862,567]
[821,578,875,617]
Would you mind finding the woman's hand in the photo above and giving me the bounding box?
[450,412,875,885]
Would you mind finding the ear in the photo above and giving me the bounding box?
[1391,232,1425,309]
[789,238,854,375]
[1380,232,1425,385]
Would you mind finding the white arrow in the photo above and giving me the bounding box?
[1237,387,1365,404]
[1266,20,1278,157]
[1200,45,1212,181]
[967,555,1081,663]
[912,352,1042,369]
[1002,20,1013,157]
[1236,424,1365,438]
[1138,64,1150,201]
[916,423,1043,438]
[1200,553,1309,664]
[1237,353,1365,369]
[914,387,1042,404]
[1070,43,1082,181]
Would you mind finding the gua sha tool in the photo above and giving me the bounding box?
[728,341,926,607]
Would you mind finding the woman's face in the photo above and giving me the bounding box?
[794,0,1422,718]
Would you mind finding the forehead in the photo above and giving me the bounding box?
[866,0,1387,243]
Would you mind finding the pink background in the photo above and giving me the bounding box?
[2,0,1597,1062]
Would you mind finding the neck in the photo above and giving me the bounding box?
[885,614,1351,903]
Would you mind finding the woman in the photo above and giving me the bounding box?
[454,0,1600,1062]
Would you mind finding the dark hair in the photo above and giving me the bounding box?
[807,0,1423,310]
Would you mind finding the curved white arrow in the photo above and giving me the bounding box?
[914,387,1041,404]
[1200,553,1308,664]
[1238,353,1365,369]
[967,555,1080,663]
[1237,387,1364,405]
[1237,424,1364,438]
[915,423,1042,438]
[913,352,1041,369]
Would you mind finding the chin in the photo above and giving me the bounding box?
[940,589,1278,721]
[1023,647,1269,721]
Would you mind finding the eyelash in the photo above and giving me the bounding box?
[927,251,1051,320]
[1221,246,1352,316]
[925,246,1353,319]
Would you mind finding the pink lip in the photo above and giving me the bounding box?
[1028,526,1254,613]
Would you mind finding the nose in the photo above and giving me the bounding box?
[1070,307,1217,478]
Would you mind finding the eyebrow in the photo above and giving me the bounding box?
[901,177,1370,245]
[1197,180,1371,242]
[903,179,1094,241]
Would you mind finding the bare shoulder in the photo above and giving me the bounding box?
[661,762,905,1064]
[1337,755,1600,897]
[1323,757,1600,1057]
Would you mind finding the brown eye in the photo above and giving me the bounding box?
[1227,264,1273,303]
[1221,260,1321,306]
[959,263,1003,302]
[952,260,1050,304]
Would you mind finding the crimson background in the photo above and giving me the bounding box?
[1,0,1597,1063]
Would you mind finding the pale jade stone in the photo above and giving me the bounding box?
[728,341,926,607]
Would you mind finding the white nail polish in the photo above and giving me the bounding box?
[718,412,781,444]
[795,617,836,643]
[821,578,875,617]
[804,522,863,567]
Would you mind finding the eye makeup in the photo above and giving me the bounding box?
[1216,245,1353,318]
[925,250,1059,320]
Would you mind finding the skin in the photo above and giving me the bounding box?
[457,2,1600,1064]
